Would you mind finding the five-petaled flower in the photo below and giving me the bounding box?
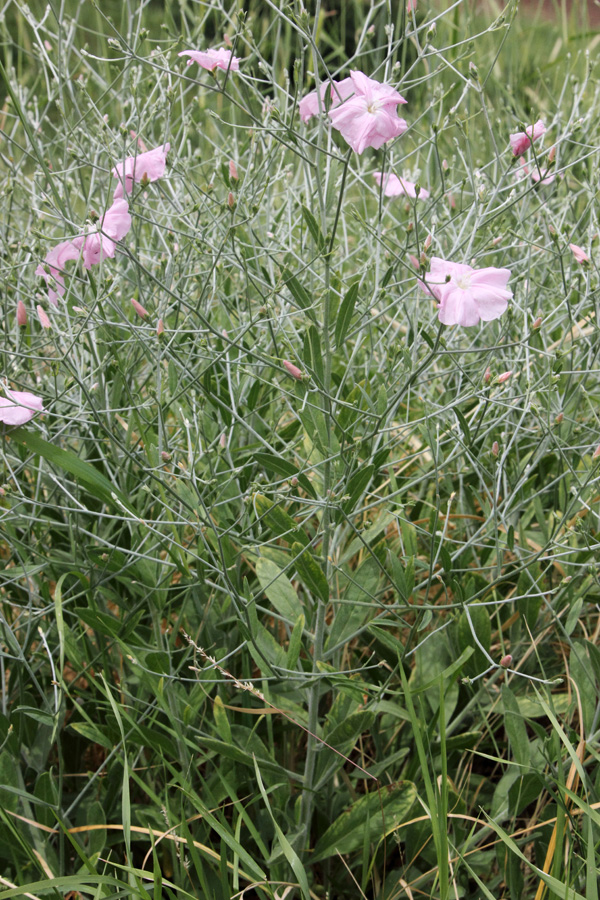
[373,171,429,199]
[0,389,44,426]
[510,120,546,157]
[112,143,170,200]
[179,48,240,72]
[424,257,513,327]
[35,239,81,306]
[328,71,408,154]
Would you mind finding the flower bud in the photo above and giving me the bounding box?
[156,318,165,335]
[37,305,51,329]
[228,191,235,209]
[283,360,303,380]
[497,370,513,384]
[409,254,420,271]
[492,441,499,456]
[229,159,238,181]
[131,298,149,318]
[532,316,542,329]
[500,654,512,668]
[17,301,27,327]
[593,443,600,460]
[555,412,563,424]
[423,233,432,251]
[483,366,491,383]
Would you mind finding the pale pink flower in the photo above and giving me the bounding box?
[179,48,240,72]
[283,360,303,380]
[424,257,512,327]
[328,71,408,155]
[72,199,132,270]
[0,389,44,426]
[37,305,51,329]
[131,298,149,318]
[17,301,27,327]
[569,243,590,265]
[112,143,170,199]
[510,120,546,157]
[373,171,429,199]
[516,160,555,185]
[35,239,81,305]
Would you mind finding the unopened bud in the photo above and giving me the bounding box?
[131,298,149,318]
[219,432,227,449]
[409,254,420,270]
[229,159,238,181]
[532,316,542,329]
[500,654,512,668]
[492,441,499,456]
[283,360,303,380]
[228,191,235,209]
[593,443,600,460]
[483,366,491,383]
[548,145,556,163]
[497,370,513,384]
[37,305,51,329]
[423,233,432,251]
[17,301,27,327]
[290,476,298,486]
[555,412,563,424]
[161,451,171,461]
[156,318,164,335]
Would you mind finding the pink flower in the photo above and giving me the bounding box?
[35,239,80,305]
[0,389,44,426]
[424,257,513,327]
[72,199,132,270]
[298,81,350,123]
[569,243,590,265]
[179,48,240,72]
[37,305,51,329]
[328,71,408,155]
[283,360,303,380]
[510,120,546,157]
[516,160,555,185]
[17,301,27,327]
[373,171,429,199]
[112,143,170,200]
[407,0,417,11]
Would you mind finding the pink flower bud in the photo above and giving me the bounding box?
[37,305,51,329]
[409,254,420,270]
[219,432,227,448]
[569,243,590,265]
[483,366,491,383]
[228,191,235,209]
[442,159,449,170]
[17,301,27,327]
[593,444,600,460]
[131,298,149,318]
[500,654,512,668]
[283,360,303,380]
[161,451,171,461]
[229,159,238,181]
[44,40,52,51]
[497,370,513,384]
[555,412,564,424]
[290,476,298,486]
[492,441,499,456]
[156,318,164,335]
[423,233,432,251]
[532,316,542,329]
[547,145,556,163]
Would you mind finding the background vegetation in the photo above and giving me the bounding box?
[1,1,600,898]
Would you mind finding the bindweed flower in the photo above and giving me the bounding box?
[424,257,513,327]
[510,119,546,157]
[37,305,51,329]
[35,239,81,305]
[112,143,170,199]
[373,172,429,199]
[0,388,44,426]
[569,243,590,265]
[72,199,132,270]
[17,301,27,327]
[328,71,408,155]
[131,298,149,318]
[298,80,354,123]
[179,48,240,72]
[283,360,303,380]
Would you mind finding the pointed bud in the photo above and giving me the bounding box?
[228,191,235,209]
[409,254,420,270]
[497,370,513,384]
[283,360,303,380]
[229,159,238,181]
[37,305,51,329]
[492,441,499,456]
[593,443,600,460]
[219,432,227,449]
[483,366,491,383]
[532,316,542,329]
[131,298,149,318]
[547,145,556,163]
[555,412,563,424]
[156,318,164,335]
[17,301,27,327]
[423,233,432,251]
[500,654,512,668]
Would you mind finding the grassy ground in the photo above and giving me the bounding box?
[1,1,600,898]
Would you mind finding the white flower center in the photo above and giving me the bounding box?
[454,273,472,290]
